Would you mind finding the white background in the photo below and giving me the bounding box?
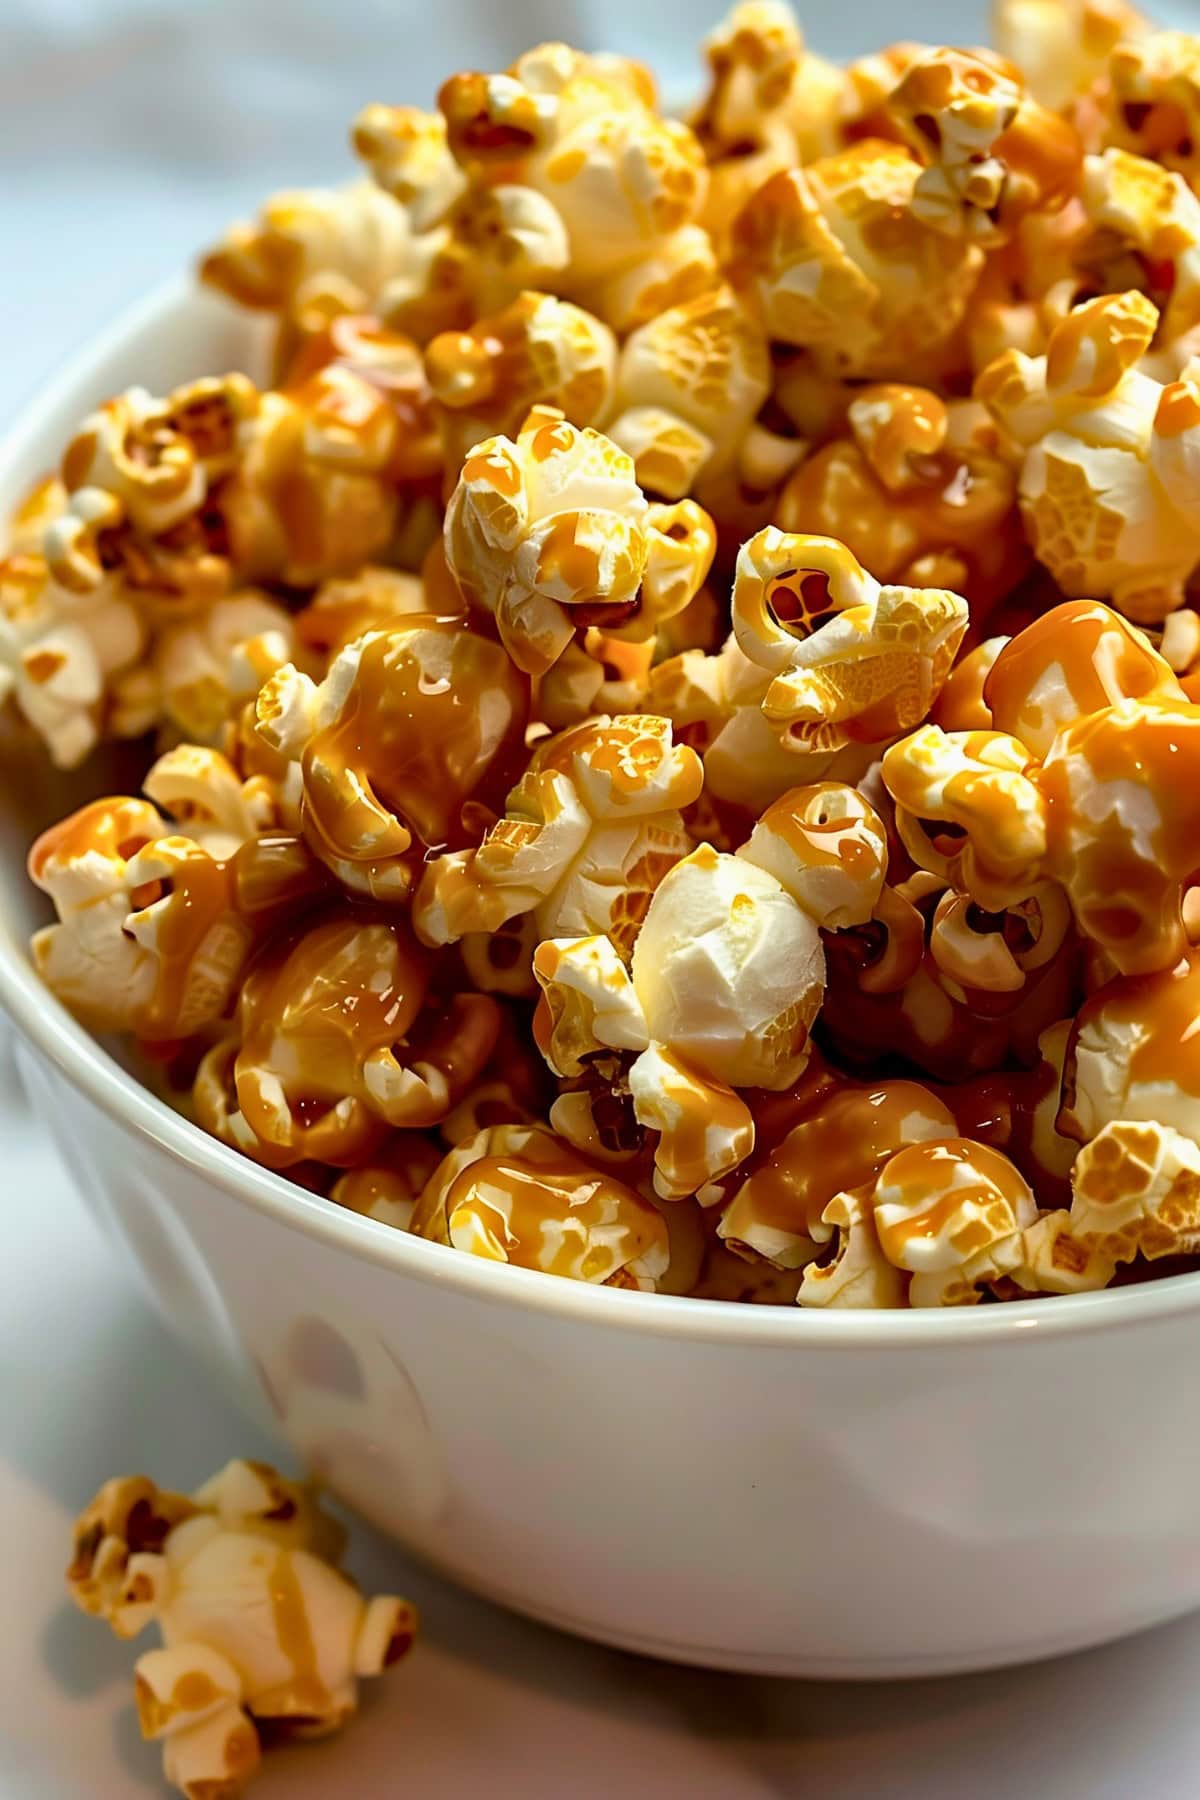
[6,0,1200,1793]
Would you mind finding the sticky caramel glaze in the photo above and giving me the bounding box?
[301,617,530,868]
[726,1081,956,1240]
[930,639,1001,731]
[281,313,441,487]
[757,782,887,887]
[873,1137,1032,1264]
[984,600,1185,750]
[1040,702,1200,973]
[27,795,162,881]
[263,1548,334,1720]
[1069,950,1200,1108]
[441,1151,664,1279]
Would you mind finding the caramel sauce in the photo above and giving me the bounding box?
[985,600,1181,744]
[441,1147,661,1278]
[734,1081,955,1236]
[302,620,529,865]
[1079,950,1200,1100]
[873,1137,1027,1261]
[758,784,883,880]
[266,1548,329,1716]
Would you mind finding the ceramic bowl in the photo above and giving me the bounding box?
[5,282,1200,1680]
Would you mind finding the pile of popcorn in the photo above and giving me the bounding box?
[15,0,1200,1317]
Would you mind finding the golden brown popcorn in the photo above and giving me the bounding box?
[797,1183,910,1308]
[331,1134,444,1229]
[0,552,144,767]
[883,598,1200,976]
[605,286,776,501]
[1068,1117,1200,1265]
[870,1136,1038,1305]
[886,46,1082,246]
[777,388,1027,618]
[351,102,467,225]
[411,1122,670,1287]
[200,177,450,363]
[256,617,528,900]
[437,42,716,332]
[27,761,321,1041]
[1060,949,1200,1147]
[67,1458,414,1800]
[1104,31,1200,194]
[443,405,715,677]
[993,0,1149,113]
[294,563,442,661]
[414,713,701,956]
[976,290,1200,622]
[717,1078,956,1268]
[730,527,970,752]
[425,289,617,486]
[1013,1207,1118,1292]
[727,141,984,381]
[690,2,844,248]
[114,588,299,745]
[1071,150,1200,356]
[533,784,889,1198]
[194,911,500,1167]
[280,310,442,490]
[46,376,257,607]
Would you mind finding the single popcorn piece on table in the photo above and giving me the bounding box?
[27,747,323,1040]
[442,404,715,679]
[410,1121,670,1286]
[255,615,529,900]
[727,140,985,381]
[689,1,844,250]
[415,712,700,960]
[976,289,1200,622]
[436,42,716,332]
[883,595,1200,976]
[67,1458,415,1800]
[776,388,1027,617]
[532,780,889,1198]
[194,910,501,1168]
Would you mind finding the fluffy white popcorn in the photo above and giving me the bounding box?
[1068,1117,1200,1263]
[797,1186,910,1308]
[67,1460,415,1800]
[1062,951,1200,1147]
[116,589,298,745]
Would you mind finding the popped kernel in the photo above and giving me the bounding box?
[67,1459,415,1800]
[871,1136,1038,1306]
[1068,1116,1200,1263]
[1105,31,1200,194]
[443,404,714,676]
[993,0,1149,113]
[411,1122,670,1287]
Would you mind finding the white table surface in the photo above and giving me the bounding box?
[6,1039,1200,1799]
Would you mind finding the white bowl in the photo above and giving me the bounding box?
[6,281,1200,1681]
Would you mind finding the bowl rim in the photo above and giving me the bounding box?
[6,273,1200,1350]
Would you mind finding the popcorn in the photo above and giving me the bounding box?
[533,784,888,1197]
[1074,150,1200,352]
[411,1123,670,1286]
[256,618,528,899]
[976,290,1200,622]
[886,46,1082,246]
[351,103,467,226]
[436,43,715,332]
[1067,1117,1200,1263]
[67,1459,415,1800]
[0,552,144,767]
[871,1137,1038,1305]
[730,527,970,751]
[718,1078,956,1268]
[993,0,1149,112]
[194,912,500,1167]
[690,2,844,248]
[1105,32,1200,194]
[606,286,775,499]
[728,141,984,380]
[331,1135,444,1229]
[426,290,617,486]
[776,390,1027,615]
[415,712,700,956]
[1061,949,1200,1146]
[27,756,317,1040]
[797,1186,910,1308]
[443,405,715,676]
[117,588,299,745]
[884,598,1200,974]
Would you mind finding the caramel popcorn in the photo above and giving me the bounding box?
[443,405,715,676]
[22,12,1200,1313]
[728,141,984,380]
[67,1459,415,1800]
[411,1122,670,1286]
